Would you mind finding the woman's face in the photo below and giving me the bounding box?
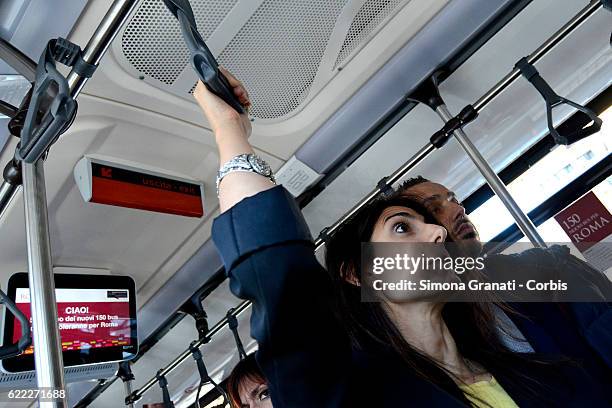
[237,378,272,408]
[370,205,447,243]
[366,205,460,302]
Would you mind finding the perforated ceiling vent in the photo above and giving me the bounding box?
[216,0,349,120]
[121,0,409,120]
[335,0,407,68]
[122,0,238,85]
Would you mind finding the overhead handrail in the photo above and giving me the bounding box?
[0,289,32,360]
[0,100,18,118]
[0,38,37,82]
[162,0,245,113]
[126,300,250,405]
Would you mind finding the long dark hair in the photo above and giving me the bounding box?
[324,194,562,406]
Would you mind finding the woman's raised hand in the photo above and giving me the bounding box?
[193,68,274,212]
[193,67,252,140]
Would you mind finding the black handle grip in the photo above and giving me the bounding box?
[18,39,78,163]
[163,0,245,114]
[0,289,32,360]
[515,57,602,145]
[545,99,603,145]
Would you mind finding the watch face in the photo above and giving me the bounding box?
[248,155,271,176]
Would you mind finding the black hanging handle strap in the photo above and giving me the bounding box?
[0,289,32,359]
[156,371,175,408]
[226,308,247,360]
[515,57,602,145]
[189,341,211,382]
[52,38,97,78]
[162,0,245,114]
[189,341,229,405]
[17,38,85,164]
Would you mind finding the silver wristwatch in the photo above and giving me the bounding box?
[216,153,275,195]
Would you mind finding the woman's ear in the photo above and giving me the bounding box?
[340,262,361,287]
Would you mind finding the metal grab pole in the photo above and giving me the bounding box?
[124,381,134,408]
[22,161,66,407]
[435,105,546,247]
[67,0,138,97]
[18,1,140,406]
[118,361,136,408]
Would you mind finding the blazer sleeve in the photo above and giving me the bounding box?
[212,186,351,407]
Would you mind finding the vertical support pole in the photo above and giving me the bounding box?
[22,161,66,407]
[123,381,134,408]
[118,362,135,408]
[434,104,546,247]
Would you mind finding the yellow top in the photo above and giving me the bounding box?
[459,376,519,408]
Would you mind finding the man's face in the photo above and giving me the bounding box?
[400,182,482,257]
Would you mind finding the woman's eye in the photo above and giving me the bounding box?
[258,388,270,401]
[393,222,409,233]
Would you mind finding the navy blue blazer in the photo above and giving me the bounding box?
[212,186,611,408]
[486,249,612,382]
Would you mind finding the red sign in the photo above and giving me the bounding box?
[90,162,204,218]
[554,192,612,252]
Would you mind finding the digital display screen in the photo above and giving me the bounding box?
[2,273,138,373]
[13,288,132,354]
[88,161,204,217]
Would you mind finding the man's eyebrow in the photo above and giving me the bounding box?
[384,211,416,224]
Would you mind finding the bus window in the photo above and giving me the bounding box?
[499,174,612,280]
[469,105,611,241]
